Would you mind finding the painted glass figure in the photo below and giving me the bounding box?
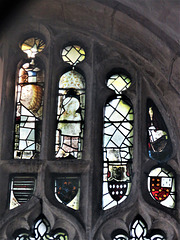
[14,60,44,159]
[56,70,85,159]
[14,37,45,159]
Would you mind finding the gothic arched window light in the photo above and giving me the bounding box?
[102,73,133,210]
[14,37,45,159]
[55,45,86,159]
[111,215,166,240]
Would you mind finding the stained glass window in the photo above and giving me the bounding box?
[102,73,133,210]
[148,167,175,208]
[14,37,45,159]
[112,216,166,240]
[55,176,80,210]
[56,45,86,159]
[14,215,68,240]
[147,99,172,162]
[9,175,36,209]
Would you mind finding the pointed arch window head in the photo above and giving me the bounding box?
[148,167,175,209]
[112,216,166,240]
[21,37,46,58]
[147,99,172,162]
[14,215,68,240]
[102,73,133,210]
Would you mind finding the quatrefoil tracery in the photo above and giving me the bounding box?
[14,215,68,240]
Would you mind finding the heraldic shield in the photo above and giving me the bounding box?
[55,177,79,205]
[148,167,175,208]
[150,176,172,202]
[107,163,130,201]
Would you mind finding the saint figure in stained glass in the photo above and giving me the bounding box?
[14,60,44,159]
[56,70,85,159]
[14,37,45,159]
[102,73,133,210]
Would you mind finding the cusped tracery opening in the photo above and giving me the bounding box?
[13,215,68,240]
[111,216,166,240]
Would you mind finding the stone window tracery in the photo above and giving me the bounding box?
[0,16,179,240]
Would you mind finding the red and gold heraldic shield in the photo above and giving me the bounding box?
[150,177,172,201]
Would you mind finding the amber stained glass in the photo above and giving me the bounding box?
[21,37,45,58]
